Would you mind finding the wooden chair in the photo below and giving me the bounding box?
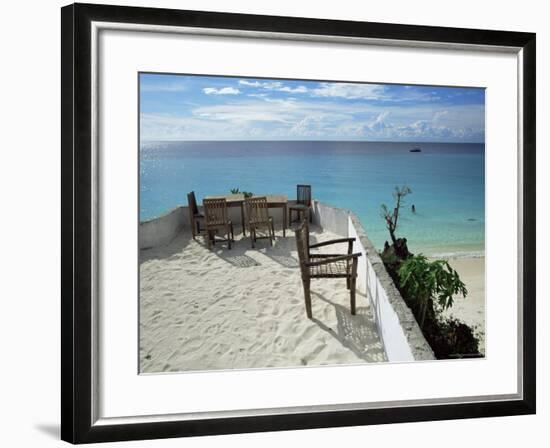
[294,220,361,318]
[245,196,275,248]
[289,184,312,224]
[202,198,234,249]
[187,191,205,239]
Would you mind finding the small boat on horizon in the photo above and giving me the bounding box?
[410,147,422,153]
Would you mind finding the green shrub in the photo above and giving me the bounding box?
[229,188,253,198]
[398,254,467,328]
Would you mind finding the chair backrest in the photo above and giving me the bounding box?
[296,184,312,206]
[203,198,229,226]
[294,220,310,276]
[187,191,199,216]
[245,196,269,224]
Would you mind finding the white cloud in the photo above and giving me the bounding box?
[393,120,456,139]
[202,87,241,95]
[239,80,262,87]
[368,111,392,132]
[311,83,446,103]
[433,110,449,122]
[238,80,282,90]
[194,103,292,124]
[261,81,283,90]
[312,83,387,100]
[279,85,308,93]
[140,113,259,140]
[374,111,390,124]
[354,107,484,141]
[193,99,351,126]
[142,96,484,142]
[140,82,187,92]
[239,79,308,94]
[289,116,318,136]
[288,112,351,137]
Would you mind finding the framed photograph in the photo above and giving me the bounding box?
[61,2,536,444]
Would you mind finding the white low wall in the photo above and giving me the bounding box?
[311,202,434,362]
[139,206,187,250]
[311,200,349,236]
[348,214,434,362]
[139,202,288,250]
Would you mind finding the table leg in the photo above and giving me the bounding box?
[240,203,246,236]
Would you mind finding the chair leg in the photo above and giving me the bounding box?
[251,228,255,248]
[302,279,312,318]
[206,229,212,249]
[196,221,201,238]
[227,225,231,250]
[190,217,196,239]
[350,258,358,315]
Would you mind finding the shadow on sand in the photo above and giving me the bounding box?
[259,225,324,268]
[199,233,262,268]
[311,291,386,363]
[209,228,301,269]
[139,224,326,267]
[261,235,300,268]
[139,230,193,263]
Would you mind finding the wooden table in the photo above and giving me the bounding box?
[204,194,288,237]
[264,195,288,237]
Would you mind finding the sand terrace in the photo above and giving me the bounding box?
[140,225,387,373]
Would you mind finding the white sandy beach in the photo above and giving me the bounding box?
[139,226,486,373]
[140,226,386,373]
[442,257,486,355]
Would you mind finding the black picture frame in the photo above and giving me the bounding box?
[61,2,536,444]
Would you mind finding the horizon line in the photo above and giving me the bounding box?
[140,139,485,144]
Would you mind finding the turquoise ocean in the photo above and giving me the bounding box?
[140,141,485,257]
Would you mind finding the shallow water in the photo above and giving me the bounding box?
[140,140,484,256]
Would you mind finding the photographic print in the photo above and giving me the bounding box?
[138,73,486,373]
[62,4,535,442]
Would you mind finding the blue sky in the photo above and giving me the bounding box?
[140,73,485,143]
